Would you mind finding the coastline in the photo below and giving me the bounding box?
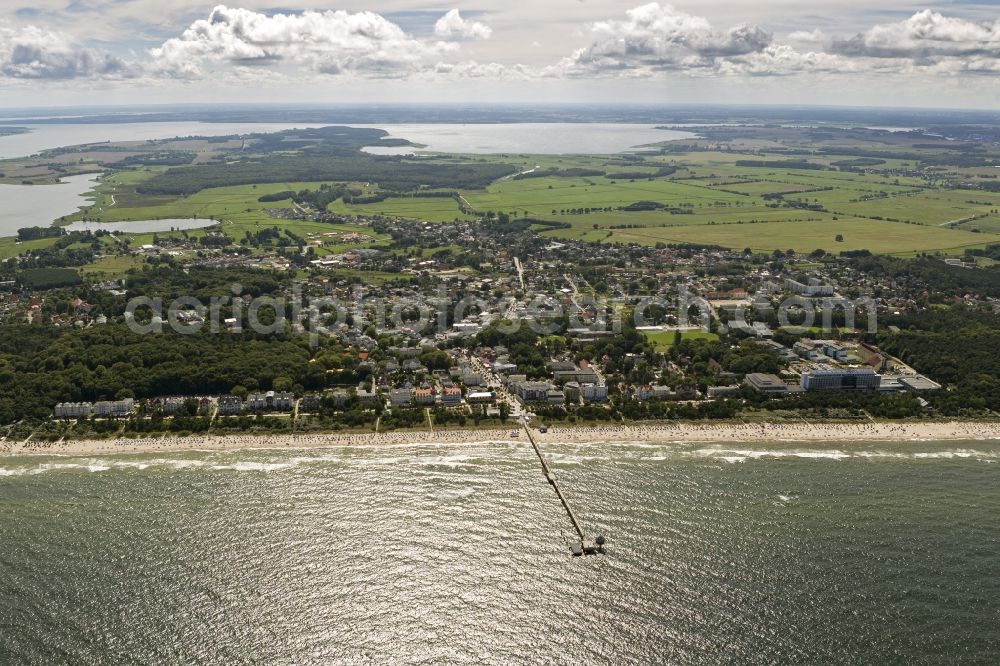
[3,421,1000,458]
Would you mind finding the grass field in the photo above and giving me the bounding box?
[322,152,1000,254]
[0,236,61,260]
[66,172,331,225]
[594,216,1000,255]
[643,329,720,352]
[9,142,1000,258]
[55,172,391,252]
[81,254,146,279]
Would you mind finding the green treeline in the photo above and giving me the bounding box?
[0,323,366,424]
[17,226,64,241]
[605,167,678,179]
[109,151,196,167]
[18,268,82,289]
[850,254,1000,298]
[735,160,827,170]
[512,168,605,180]
[138,155,515,196]
[879,305,1000,415]
[257,191,296,202]
[132,126,515,196]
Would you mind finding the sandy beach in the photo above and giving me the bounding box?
[533,421,1000,445]
[2,421,1000,458]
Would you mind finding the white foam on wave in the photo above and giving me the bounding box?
[912,449,983,459]
[410,453,483,468]
[112,461,151,470]
[4,441,999,478]
[30,462,86,474]
[853,451,907,459]
[791,451,851,460]
[682,446,1000,463]
[436,486,477,501]
[162,459,206,469]
[689,448,773,460]
[209,461,296,473]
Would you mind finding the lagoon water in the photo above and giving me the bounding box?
[0,121,696,161]
[64,218,217,234]
[0,121,695,236]
[356,123,696,155]
[0,122,326,159]
[0,173,98,237]
[0,438,997,663]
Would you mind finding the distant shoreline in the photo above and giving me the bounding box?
[3,421,999,458]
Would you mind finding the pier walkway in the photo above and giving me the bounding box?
[521,416,600,556]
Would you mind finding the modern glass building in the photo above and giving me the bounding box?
[800,368,881,392]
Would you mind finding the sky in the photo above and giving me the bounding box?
[4,1,1000,109]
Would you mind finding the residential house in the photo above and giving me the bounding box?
[389,388,414,408]
[356,388,379,406]
[217,395,244,415]
[547,389,566,405]
[441,387,463,406]
[54,402,92,419]
[414,388,435,406]
[246,391,295,412]
[301,394,323,413]
[92,399,134,417]
[512,381,551,403]
[581,384,608,403]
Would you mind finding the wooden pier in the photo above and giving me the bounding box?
[521,417,601,556]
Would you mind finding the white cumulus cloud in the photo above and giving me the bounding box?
[0,25,137,79]
[716,44,853,77]
[433,9,492,41]
[555,2,772,76]
[150,5,463,79]
[834,10,1000,58]
[787,29,825,45]
[430,60,530,79]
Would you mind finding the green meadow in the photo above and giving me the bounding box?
[315,149,1000,254]
[9,143,1000,258]
[643,330,720,352]
[603,217,998,255]
[52,172,391,254]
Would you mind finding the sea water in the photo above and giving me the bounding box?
[0,438,997,663]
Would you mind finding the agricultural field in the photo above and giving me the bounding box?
[0,236,62,260]
[64,155,1000,256]
[80,254,146,279]
[322,141,1000,254]
[596,216,1000,255]
[8,123,1000,258]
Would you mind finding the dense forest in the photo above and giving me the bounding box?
[850,254,1000,299]
[137,153,516,196]
[135,126,516,195]
[879,305,1000,415]
[0,323,368,424]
